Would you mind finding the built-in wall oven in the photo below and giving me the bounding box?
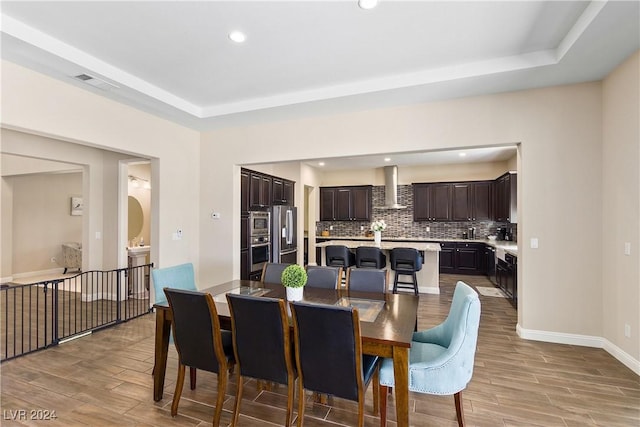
[249,211,270,237]
[248,211,270,274]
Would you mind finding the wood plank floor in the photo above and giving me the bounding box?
[1,274,638,426]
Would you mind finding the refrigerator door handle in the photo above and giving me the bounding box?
[286,209,293,245]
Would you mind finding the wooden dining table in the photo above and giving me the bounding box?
[153,279,419,426]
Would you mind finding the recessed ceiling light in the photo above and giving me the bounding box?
[384,157,391,162]
[318,162,325,167]
[228,31,246,43]
[459,152,467,157]
[358,0,378,10]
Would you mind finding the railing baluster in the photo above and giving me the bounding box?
[1,264,152,363]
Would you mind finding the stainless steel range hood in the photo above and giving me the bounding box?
[376,165,407,209]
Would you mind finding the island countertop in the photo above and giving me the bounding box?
[314,239,441,252]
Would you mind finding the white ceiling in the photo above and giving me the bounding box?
[1,1,638,168]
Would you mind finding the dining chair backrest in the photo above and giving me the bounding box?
[163,288,230,374]
[261,262,291,285]
[346,267,388,293]
[290,302,368,401]
[152,263,196,305]
[226,293,294,384]
[305,265,342,289]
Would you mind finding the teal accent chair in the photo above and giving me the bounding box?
[379,281,481,427]
[151,263,198,389]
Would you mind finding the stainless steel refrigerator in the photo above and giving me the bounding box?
[271,205,297,264]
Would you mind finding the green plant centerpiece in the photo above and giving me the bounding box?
[281,264,307,301]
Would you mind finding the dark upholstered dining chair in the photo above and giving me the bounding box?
[261,262,291,285]
[355,246,387,269]
[345,267,389,293]
[390,247,423,295]
[290,301,380,427]
[226,294,297,427]
[305,265,342,289]
[163,288,235,427]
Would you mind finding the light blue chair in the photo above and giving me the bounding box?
[379,281,481,427]
[152,263,197,305]
[151,263,198,389]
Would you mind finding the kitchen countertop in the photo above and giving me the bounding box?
[316,235,517,256]
[315,239,441,252]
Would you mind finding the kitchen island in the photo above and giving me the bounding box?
[316,240,442,294]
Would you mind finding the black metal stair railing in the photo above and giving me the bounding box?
[0,263,153,362]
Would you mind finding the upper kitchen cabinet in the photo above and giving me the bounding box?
[451,181,492,221]
[413,183,452,221]
[320,185,372,221]
[494,172,517,223]
[249,171,272,209]
[241,170,250,215]
[272,178,295,206]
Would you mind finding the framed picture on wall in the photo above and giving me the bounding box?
[71,197,83,216]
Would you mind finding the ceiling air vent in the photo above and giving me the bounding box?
[73,73,119,91]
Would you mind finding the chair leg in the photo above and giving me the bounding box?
[63,268,68,274]
[189,367,196,390]
[296,383,305,427]
[231,372,243,426]
[393,271,399,294]
[213,369,228,427]
[379,385,388,427]
[413,272,418,295]
[454,391,465,427]
[171,364,186,416]
[286,375,295,427]
[372,365,380,416]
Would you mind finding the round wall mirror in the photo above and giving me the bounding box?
[128,196,144,241]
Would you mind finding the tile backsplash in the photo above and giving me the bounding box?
[316,185,516,241]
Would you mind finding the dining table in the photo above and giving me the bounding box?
[153,279,419,426]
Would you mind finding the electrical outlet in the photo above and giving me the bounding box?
[177,229,183,239]
[426,226,430,232]
[624,242,631,256]
[360,226,364,231]
[329,225,333,231]
[530,238,539,249]
[50,257,56,263]
[625,324,631,338]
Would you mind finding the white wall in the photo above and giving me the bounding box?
[1,61,201,282]
[7,171,82,274]
[602,51,640,363]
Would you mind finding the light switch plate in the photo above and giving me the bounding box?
[624,242,631,256]
[530,238,539,249]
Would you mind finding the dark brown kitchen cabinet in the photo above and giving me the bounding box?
[272,178,295,205]
[494,172,517,223]
[240,170,250,215]
[451,180,493,221]
[240,249,249,280]
[249,172,271,209]
[413,183,451,221]
[439,242,485,274]
[320,186,372,221]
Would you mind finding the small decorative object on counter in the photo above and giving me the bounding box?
[281,264,307,301]
[370,219,387,246]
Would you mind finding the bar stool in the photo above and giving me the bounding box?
[390,248,423,295]
[325,245,355,269]
[355,247,387,269]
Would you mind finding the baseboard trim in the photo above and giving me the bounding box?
[517,324,640,375]
[420,286,440,295]
[12,268,65,279]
